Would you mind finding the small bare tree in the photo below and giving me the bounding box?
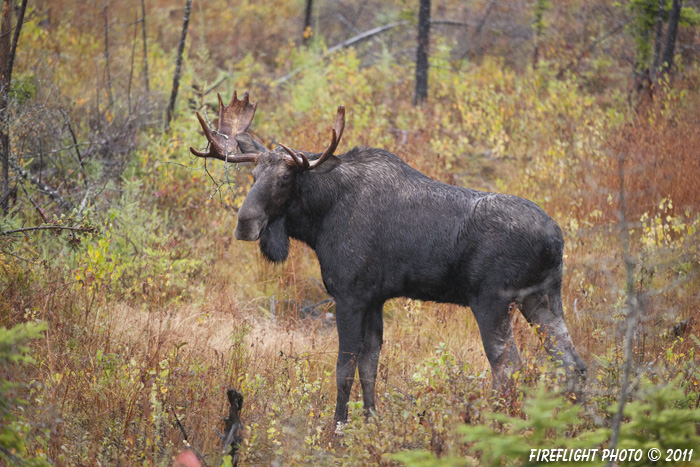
[165,0,193,130]
[0,0,28,213]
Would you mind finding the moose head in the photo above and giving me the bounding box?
[190,92,345,255]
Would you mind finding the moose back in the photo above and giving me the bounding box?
[190,91,586,425]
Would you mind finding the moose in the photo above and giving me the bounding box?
[190,91,586,426]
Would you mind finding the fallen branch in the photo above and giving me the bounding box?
[325,20,409,55]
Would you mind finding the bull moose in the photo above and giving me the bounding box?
[190,91,586,426]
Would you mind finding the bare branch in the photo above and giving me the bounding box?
[1,225,95,236]
[9,159,75,211]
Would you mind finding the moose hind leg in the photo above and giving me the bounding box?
[357,302,384,417]
[333,301,365,426]
[521,289,586,385]
[471,295,522,388]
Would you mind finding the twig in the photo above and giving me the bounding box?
[204,75,229,96]
[431,19,471,27]
[20,142,93,159]
[77,187,92,217]
[170,405,189,442]
[18,179,47,222]
[0,225,95,236]
[59,109,88,186]
[169,405,209,467]
[0,247,39,264]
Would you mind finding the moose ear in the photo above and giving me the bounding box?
[235,132,266,153]
[312,155,342,174]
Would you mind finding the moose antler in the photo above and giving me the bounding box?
[281,106,345,170]
[190,91,260,163]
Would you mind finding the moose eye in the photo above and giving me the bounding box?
[282,174,289,180]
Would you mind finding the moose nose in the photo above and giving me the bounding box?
[234,212,265,241]
[234,221,259,241]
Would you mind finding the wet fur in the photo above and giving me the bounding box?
[236,146,586,425]
[259,216,289,263]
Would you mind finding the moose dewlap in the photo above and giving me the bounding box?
[190,91,586,425]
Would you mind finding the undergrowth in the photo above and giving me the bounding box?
[1,1,699,465]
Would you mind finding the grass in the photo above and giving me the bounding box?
[2,1,700,465]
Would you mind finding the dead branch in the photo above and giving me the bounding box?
[9,159,75,211]
[0,225,94,236]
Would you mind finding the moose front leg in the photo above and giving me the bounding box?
[357,302,384,417]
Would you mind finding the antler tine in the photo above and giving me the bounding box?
[333,105,345,145]
[307,105,345,169]
[280,105,345,170]
[280,144,310,169]
[189,91,261,163]
[189,111,259,163]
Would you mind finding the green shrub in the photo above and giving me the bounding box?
[0,321,50,466]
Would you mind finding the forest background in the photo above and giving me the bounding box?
[1,0,700,465]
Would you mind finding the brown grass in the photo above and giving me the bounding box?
[586,91,700,222]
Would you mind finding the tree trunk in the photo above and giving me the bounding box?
[1,0,27,213]
[661,0,682,73]
[302,0,313,46]
[651,0,665,81]
[141,0,150,93]
[103,3,113,108]
[165,0,193,130]
[414,0,431,106]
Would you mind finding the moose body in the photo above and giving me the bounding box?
[191,92,586,426]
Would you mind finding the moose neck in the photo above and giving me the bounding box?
[284,159,349,250]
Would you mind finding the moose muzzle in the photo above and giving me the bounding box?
[234,206,267,241]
